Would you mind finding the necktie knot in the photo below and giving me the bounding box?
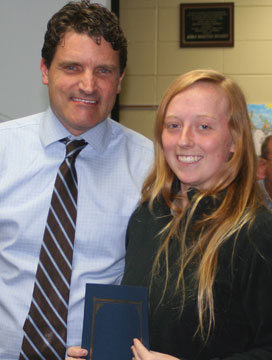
[61,138,87,161]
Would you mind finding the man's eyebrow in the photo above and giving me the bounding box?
[58,61,81,66]
[96,63,119,70]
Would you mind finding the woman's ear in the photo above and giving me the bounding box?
[230,138,235,153]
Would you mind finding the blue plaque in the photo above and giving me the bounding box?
[81,283,149,360]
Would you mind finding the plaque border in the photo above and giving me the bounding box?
[180,2,234,48]
[81,283,149,360]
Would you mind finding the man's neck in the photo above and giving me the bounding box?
[264,179,272,200]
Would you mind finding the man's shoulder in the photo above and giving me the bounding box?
[108,119,153,152]
[257,179,272,210]
[0,112,44,133]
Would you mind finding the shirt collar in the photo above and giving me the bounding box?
[39,107,112,152]
[259,179,272,209]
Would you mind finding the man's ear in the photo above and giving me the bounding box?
[116,70,125,94]
[257,157,267,180]
[40,58,49,85]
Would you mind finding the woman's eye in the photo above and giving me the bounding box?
[166,123,181,129]
[199,124,210,130]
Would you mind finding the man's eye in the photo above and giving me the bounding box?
[99,68,111,74]
[65,65,77,71]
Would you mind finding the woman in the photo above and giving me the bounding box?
[67,70,272,360]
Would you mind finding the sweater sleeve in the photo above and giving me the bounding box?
[219,209,272,359]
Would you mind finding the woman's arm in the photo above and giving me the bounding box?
[131,339,180,360]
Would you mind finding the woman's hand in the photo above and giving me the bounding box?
[131,339,180,360]
[66,346,88,359]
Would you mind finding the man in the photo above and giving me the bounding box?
[0,1,153,359]
[257,135,272,210]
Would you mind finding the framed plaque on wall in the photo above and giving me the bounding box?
[180,2,234,48]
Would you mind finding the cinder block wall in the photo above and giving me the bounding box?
[119,0,272,139]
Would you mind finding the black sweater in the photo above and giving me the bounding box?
[122,195,272,359]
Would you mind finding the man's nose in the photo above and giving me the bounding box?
[79,70,97,93]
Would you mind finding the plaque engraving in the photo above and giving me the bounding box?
[180,3,234,47]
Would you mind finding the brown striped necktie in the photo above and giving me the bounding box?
[19,138,87,360]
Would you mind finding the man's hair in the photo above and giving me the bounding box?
[261,135,272,159]
[41,0,127,73]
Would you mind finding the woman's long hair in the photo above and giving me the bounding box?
[142,69,263,339]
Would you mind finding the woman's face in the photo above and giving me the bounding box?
[161,81,235,193]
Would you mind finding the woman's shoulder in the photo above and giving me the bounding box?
[236,206,272,263]
[130,197,171,223]
[249,206,272,239]
[126,197,172,246]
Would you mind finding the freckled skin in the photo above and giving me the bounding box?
[162,81,235,193]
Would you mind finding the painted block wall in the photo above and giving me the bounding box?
[0,0,110,122]
[119,0,272,139]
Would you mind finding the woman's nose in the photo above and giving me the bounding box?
[177,126,194,147]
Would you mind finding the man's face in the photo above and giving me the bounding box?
[257,138,272,186]
[264,139,272,186]
[41,31,124,135]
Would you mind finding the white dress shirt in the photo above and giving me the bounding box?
[0,108,153,359]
